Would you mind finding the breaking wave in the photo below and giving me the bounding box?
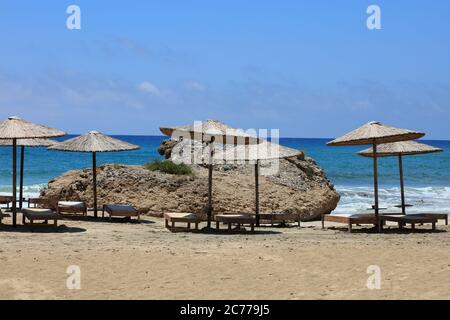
[334,185,450,214]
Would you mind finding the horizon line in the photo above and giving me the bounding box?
[60,134,450,142]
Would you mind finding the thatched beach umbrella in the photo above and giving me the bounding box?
[0,116,66,226]
[215,140,302,226]
[48,131,139,217]
[358,140,442,214]
[160,119,260,146]
[0,138,58,209]
[160,119,261,228]
[327,121,425,231]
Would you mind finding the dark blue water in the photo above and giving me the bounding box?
[0,136,448,213]
[280,138,450,188]
[0,135,165,190]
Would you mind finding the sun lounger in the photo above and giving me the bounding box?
[258,212,301,227]
[164,212,203,231]
[322,212,408,232]
[412,213,448,225]
[322,213,378,232]
[0,195,13,209]
[102,204,140,221]
[57,201,87,217]
[380,214,438,231]
[21,208,58,231]
[215,214,256,232]
[28,197,54,209]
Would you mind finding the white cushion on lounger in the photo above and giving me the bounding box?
[164,212,201,220]
[22,208,56,219]
[58,201,85,208]
[104,204,136,212]
[329,213,371,218]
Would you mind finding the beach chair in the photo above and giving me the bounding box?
[21,208,58,231]
[413,213,448,225]
[57,201,88,217]
[258,212,301,227]
[0,195,13,210]
[215,214,256,232]
[28,197,53,209]
[102,204,140,221]
[164,212,204,232]
[380,214,438,231]
[322,213,379,232]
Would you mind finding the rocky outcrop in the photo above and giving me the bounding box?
[40,140,340,221]
[157,139,178,159]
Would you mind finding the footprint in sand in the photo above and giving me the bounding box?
[257,255,284,263]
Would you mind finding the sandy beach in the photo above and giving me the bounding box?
[1,213,450,300]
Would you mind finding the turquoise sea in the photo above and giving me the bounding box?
[0,136,448,214]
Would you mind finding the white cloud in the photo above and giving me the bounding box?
[138,81,163,96]
[184,80,206,92]
[137,81,178,104]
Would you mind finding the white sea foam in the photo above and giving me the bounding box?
[0,184,45,199]
[0,183,449,215]
[334,185,450,214]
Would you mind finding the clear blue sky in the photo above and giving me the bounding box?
[0,1,449,138]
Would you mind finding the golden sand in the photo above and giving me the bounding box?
[0,214,449,299]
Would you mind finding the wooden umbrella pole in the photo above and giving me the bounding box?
[399,155,406,215]
[255,160,260,227]
[19,145,24,209]
[373,142,380,232]
[207,163,213,228]
[207,138,215,229]
[92,152,98,218]
[12,138,17,227]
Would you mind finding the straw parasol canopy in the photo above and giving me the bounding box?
[160,119,262,229]
[49,131,138,153]
[327,121,425,146]
[0,138,58,209]
[214,140,301,162]
[358,141,443,214]
[327,121,425,231]
[358,140,442,158]
[49,131,139,217]
[160,119,260,145]
[0,138,57,147]
[215,140,302,226]
[0,116,66,227]
[0,116,66,139]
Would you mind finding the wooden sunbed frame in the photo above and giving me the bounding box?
[21,208,58,231]
[258,212,301,227]
[57,201,88,217]
[0,195,13,210]
[322,213,379,232]
[380,215,438,231]
[164,212,203,232]
[27,197,55,209]
[413,213,448,225]
[215,214,256,232]
[102,204,141,221]
[322,212,447,232]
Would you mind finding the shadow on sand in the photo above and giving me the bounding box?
[59,215,154,224]
[165,226,282,235]
[0,223,87,233]
[325,226,447,234]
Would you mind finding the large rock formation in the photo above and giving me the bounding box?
[40,140,339,221]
